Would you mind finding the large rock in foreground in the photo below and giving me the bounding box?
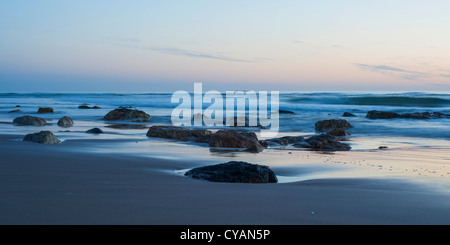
[209,130,264,153]
[103,108,151,121]
[13,116,47,126]
[315,119,353,132]
[294,134,351,151]
[23,131,60,144]
[146,125,211,141]
[185,161,278,183]
[57,116,74,128]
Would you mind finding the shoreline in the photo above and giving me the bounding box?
[1,134,450,225]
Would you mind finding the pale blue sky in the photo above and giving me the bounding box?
[1,0,449,92]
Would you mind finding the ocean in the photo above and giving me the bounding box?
[1,92,449,139]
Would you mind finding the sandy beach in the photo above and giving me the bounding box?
[1,134,450,225]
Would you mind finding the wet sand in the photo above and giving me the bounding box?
[1,134,450,225]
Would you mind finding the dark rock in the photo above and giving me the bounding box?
[185,161,278,183]
[401,112,450,119]
[37,107,54,113]
[103,108,151,121]
[146,125,211,141]
[78,105,101,109]
[342,112,356,117]
[8,109,20,113]
[23,131,60,144]
[367,110,450,119]
[13,115,47,126]
[57,116,74,128]
[327,128,351,136]
[366,110,401,119]
[262,136,305,146]
[209,130,264,153]
[106,124,148,129]
[86,128,103,134]
[315,119,353,132]
[278,109,295,114]
[378,146,388,150]
[295,134,351,151]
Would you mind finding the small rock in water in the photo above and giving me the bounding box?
[13,115,47,126]
[37,107,54,113]
[57,116,74,128]
[86,128,103,134]
[378,146,388,150]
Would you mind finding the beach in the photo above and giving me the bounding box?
[1,134,450,225]
[1,92,450,225]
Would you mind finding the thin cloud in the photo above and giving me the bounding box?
[147,47,257,63]
[355,63,431,80]
[107,38,259,63]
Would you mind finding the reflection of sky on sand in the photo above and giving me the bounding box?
[66,131,450,186]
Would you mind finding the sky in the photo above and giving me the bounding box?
[1,0,450,92]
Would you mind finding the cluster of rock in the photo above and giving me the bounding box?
[185,161,278,183]
[366,110,450,119]
[146,126,264,153]
[13,107,153,144]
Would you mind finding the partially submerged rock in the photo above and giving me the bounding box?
[366,110,450,119]
[278,109,295,114]
[78,105,101,109]
[37,107,54,113]
[13,115,47,126]
[146,125,211,141]
[262,136,305,146]
[86,128,103,134]
[185,161,278,183]
[209,130,264,153]
[366,110,401,119]
[294,134,351,151]
[106,124,148,129]
[342,112,356,117]
[8,109,20,113]
[327,127,351,136]
[103,108,151,121]
[57,116,74,128]
[23,131,60,144]
[315,119,353,132]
